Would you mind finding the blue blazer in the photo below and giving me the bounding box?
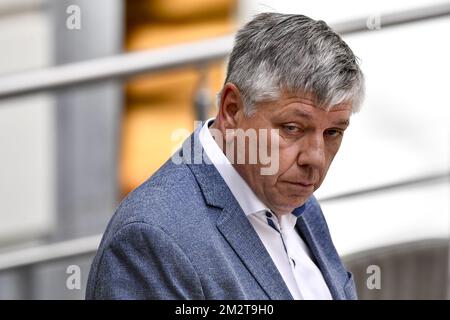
[86,125,357,300]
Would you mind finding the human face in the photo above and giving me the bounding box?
[223,91,352,215]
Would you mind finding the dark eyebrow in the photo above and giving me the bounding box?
[291,109,350,127]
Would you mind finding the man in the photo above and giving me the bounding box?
[86,12,365,300]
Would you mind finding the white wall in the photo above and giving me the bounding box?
[319,17,450,255]
[240,0,450,255]
[0,2,55,244]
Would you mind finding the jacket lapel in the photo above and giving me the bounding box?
[295,201,348,300]
[216,206,293,300]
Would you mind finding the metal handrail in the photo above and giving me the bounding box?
[331,2,450,34]
[0,170,448,272]
[0,0,46,18]
[0,2,449,100]
[320,171,450,203]
[0,35,234,100]
[0,235,101,272]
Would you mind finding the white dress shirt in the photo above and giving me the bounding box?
[199,118,332,300]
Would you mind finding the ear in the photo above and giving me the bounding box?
[217,82,244,130]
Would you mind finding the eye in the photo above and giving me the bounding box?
[282,124,302,135]
[324,129,343,138]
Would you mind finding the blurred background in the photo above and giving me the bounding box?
[0,0,448,299]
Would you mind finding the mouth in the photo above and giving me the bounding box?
[283,180,315,191]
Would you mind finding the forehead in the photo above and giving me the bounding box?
[260,93,352,124]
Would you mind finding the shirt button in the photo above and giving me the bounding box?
[265,211,272,218]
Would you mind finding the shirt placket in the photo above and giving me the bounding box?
[265,211,303,298]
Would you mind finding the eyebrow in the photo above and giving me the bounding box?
[333,119,350,127]
[291,110,350,127]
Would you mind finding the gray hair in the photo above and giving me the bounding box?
[219,13,365,114]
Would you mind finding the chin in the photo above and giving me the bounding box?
[272,196,307,213]
[287,194,309,206]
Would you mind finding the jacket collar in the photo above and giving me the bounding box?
[296,207,348,299]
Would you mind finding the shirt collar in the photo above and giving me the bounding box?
[199,118,269,216]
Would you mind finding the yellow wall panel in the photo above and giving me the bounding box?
[127,0,236,22]
[122,0,236,195]
[119,103,195,194]
[126,18,234,51]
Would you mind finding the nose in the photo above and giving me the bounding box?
[297,132,326,171]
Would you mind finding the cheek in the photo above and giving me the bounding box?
[325,145,341,167]
[317,147,340,183]
[277,143,300,171]
[270,148,300,188]
[263,175,280,191]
